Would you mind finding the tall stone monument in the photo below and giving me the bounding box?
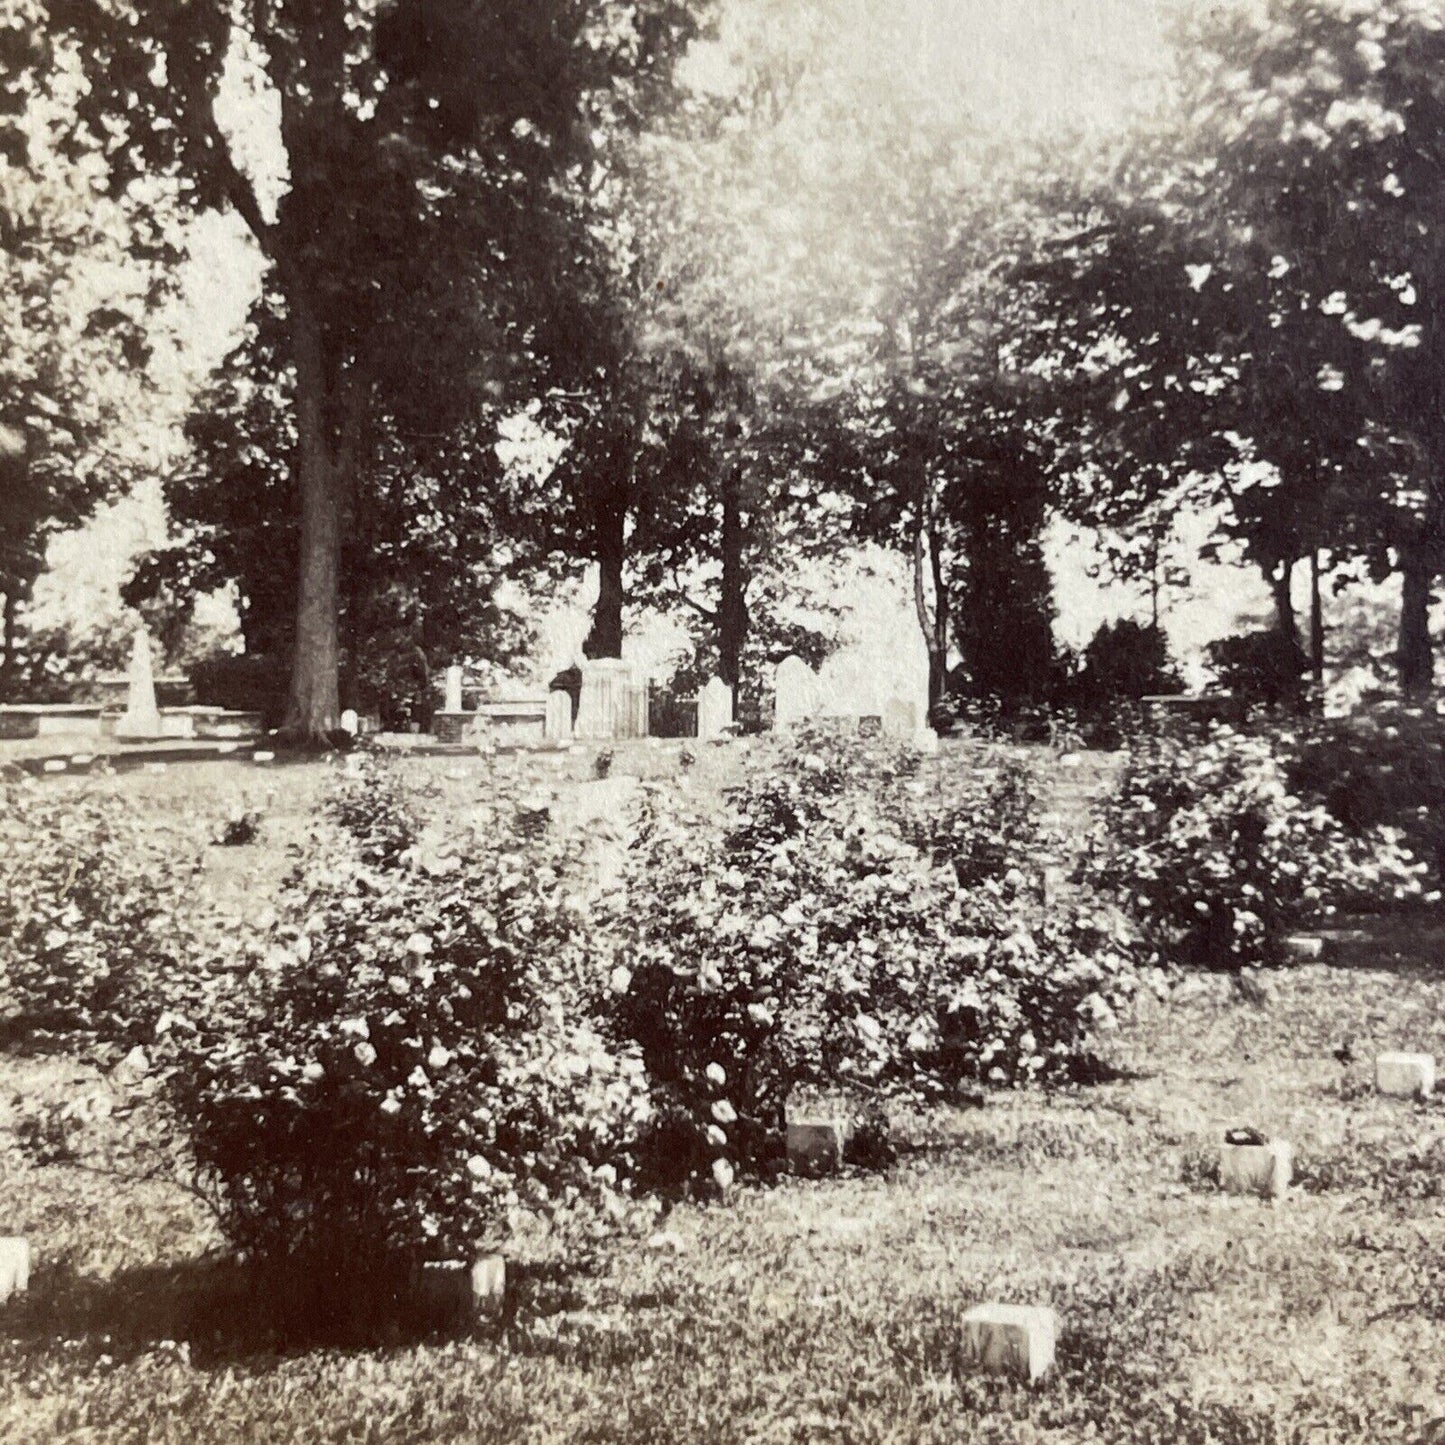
[444,665,464,715]
[545,690,574,743]
[576,659,648,740]
[114,631,163,740]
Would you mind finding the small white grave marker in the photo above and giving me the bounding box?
[959,1303,1057,1382]
[253,750,275,764]
[1220,1138,1291,1199]
[418,1253,505,1322]
[1283,935,1325,961]
[340,708,359,735]
[0,1237,30,1304]
[1376,1052,1435,1099]
[42,759,66,773]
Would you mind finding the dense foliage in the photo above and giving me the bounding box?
[166,757,651,1326]
[611,732,1140,1189]
[1081,727,1425,968]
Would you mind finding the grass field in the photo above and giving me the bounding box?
[1,748,1442,1442]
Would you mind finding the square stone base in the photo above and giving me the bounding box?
[959,1303,1057,1381]
[1220,1140,1291,1198]
[1376,1052,1435,1098]
[786,1118,849,1176]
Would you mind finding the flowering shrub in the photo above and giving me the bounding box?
[0,779,205,1050]
[166,759,651,1330]
[608,734,1140,1191]
[1079,728,1425,968]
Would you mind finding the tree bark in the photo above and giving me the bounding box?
[717,466,749,701]
[281,295,345,741]
[1308,549,1325,686]
[584,471,627,660]
[1269,559,1300,651]
[0,590,17,700]
[913,514,948,719]
[1399,557,1434,697]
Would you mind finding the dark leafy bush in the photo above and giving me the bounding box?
[1080,728,1424,968]
[1205,629,1309,712]
[609,733,1140,1191]
[1283,703,1445,890]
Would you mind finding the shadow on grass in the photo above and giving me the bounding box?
[0,1254,526,1368]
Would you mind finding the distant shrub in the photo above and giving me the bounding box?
[1283,703,1445,890]
[212,808,262,847]
[1205,630,1309,712]
[166,759,650,1332]
[1080,728,1424,968]
[609,733,1140,1192]
[0,781,205,1050]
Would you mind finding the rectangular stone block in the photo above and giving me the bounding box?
[433,711,470,745]
[1282,935,1325,961]
[786,1118,847,1175]
[417,1253,505,1322]
[0,1237,30,1304]
[1220,1140,1291,1198]
[1376,1052,1435,1099]
[959,1303,1057,1382]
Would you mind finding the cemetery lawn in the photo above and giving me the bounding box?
[1,756,1443,1442]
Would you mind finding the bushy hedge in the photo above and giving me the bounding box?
[0,779,208,1050]
[164,759,651,1326]
[1080,728,1424,969]
[609,733,1140,1191]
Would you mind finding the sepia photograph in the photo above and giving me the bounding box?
[1,0,1443,1439]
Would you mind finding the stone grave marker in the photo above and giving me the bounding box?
[773,655,817,730]
[697,676,734,742]
[0,1237,29,1304]
[1376,1052,1435,1098]
[444,666,464,715]
[1220,1131,1291,1198]
[1283,935,1326,961]
[786,1114,850,1175]
[545,689,573,743]
[416,1253,505,1323]
[115,631,163,740]
[340,708,359,735]
[959,1303,1057,1382]
[883,695,918,737]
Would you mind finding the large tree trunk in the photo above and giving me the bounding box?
[717,466,749,701]
[1399,557,1434,697]
[1269,559,1300,651]
[282,297,345,741]
[0,590,17,699]
[1308,549,1325,687]
[584,473,627,661]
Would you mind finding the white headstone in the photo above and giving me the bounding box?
[697,677,734,742]
[773,656,817,730]
[1376,1052,1435,1098]
[340,708,359,735]
[882,695,919,737]
[0,1237,29,1304]
[444,665,464,715]
[115,631,163,739]
[545,690,574,742]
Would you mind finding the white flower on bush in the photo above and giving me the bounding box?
[407,1066,429,1090]
[856,1013,882,1042]
[711,1099,737,1124]
[388,975,409,996]
[353,1041,377,1067]
[301,1062,325,1084]
[609,965,632,994]
[378,1092,401,1117]
[427,1044,451,1070]
[706,1124,728,1147]
[705,1062,727,1087]
[712,1158,735,1190]
[404,932,432,956]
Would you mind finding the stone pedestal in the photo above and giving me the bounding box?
[1376,1052,1435,1098]
[576,660,648,741]
[0,1237,30,1304]
[1220,1140,1291,1198]
[115,631,163,740]
[959,1303,1057,1382]
[434,711,470,745]
[786,1117,849,1176]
